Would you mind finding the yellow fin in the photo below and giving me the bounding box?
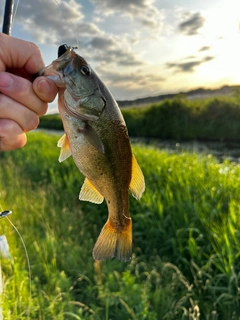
[93,217,132,262]
[79,178,104,204]
[129,155,145,200]
[57,134,72,162]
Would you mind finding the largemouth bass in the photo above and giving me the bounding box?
[41,45,145,261]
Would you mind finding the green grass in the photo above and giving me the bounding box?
[39,95,240,141]
[0,131,240,319]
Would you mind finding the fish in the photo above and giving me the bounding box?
[40,44,145,261]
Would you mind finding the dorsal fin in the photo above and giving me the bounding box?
[79,178,104,204]
[129,155,145,200]
[57,134,72,162]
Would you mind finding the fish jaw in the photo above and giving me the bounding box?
[40,64,66,87]
[39,46,77,88]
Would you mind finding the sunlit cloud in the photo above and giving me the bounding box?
[166,55,215,73]
[198,46,211,52]
[178,12,205,36]
[90,0,163,33]
[97,66,165,99]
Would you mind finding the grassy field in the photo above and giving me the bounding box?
[39,95,240,141]
[0,131,240,319]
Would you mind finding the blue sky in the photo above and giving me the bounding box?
[1,0,240,112]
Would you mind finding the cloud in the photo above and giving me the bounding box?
[166,56,215,73]
[3,0,143,68]
[10,0,94,45]
[199,46,211,52]
[90,0,163,32]
[102,69,164,86]
[178,12,205,36]
[97,66,165,97]
[83,36,143,66]
[90,48,143,67]
[86,36,116,50]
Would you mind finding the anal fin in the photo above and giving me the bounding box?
[79,178,104,204]
[93,217,132,262]
[129,155,145,200]
[57,134,72,162]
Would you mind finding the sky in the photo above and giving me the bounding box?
[1,0,240,113]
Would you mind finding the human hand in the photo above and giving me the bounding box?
[0,33,58,151]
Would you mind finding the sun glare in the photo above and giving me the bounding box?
[199,1,240,84]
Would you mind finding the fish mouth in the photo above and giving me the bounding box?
[37,46,76,85]
[38,46,90,89]
[40,67,65,87]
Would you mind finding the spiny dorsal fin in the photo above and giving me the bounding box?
[129,155,145,200]
[57,134,72,162]
[79,178,104,204]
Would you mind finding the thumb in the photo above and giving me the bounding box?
[33,76,58,103]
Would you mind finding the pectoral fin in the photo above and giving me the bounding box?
[84,124,104,154]
[129,155,145,200]
[57,134,72,162]
[79,178,104,204]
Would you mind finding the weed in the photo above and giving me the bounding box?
[0,132,240,318]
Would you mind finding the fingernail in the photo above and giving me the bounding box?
[37,78,50,94]
[0,73,14,87]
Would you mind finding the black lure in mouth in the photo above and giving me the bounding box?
[58,44,69,58]
[33,44,71,79]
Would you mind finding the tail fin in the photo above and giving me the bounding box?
[93,217,132,262]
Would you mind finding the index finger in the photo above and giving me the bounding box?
[0,33,44,74]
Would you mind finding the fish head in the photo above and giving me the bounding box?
[42,44,99,98]
[40,45,107,121]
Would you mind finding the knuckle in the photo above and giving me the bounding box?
[17,79,32,97]
[0,93,7,106]
[9,135,27,150]
[38,103,48,116]
[0,119,26,151]
[31,115,40,130]
[25,113,39,131]
[28,41,41,55]
[4,74,32,98]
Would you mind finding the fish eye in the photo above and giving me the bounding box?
[81,65,91,76]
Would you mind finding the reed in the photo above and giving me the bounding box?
[39,95,240,141]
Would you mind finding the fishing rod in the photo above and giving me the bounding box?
[1,0,13,217]
[2,0,14,35]
[1,4,31,312]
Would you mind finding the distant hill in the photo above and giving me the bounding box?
[117,85,240,108]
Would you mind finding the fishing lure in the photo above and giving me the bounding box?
[0,210,12,218]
